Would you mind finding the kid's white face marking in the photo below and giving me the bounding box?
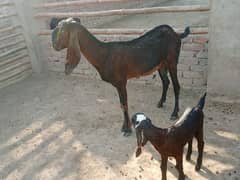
[135,114,147,128]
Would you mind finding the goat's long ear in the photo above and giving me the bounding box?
[136,128,143,148]
[65,30,81,75]
[135,128,143,157]
[67,30,81,65]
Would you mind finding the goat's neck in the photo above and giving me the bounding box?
[77,25,107,71]
[144,125,167,146]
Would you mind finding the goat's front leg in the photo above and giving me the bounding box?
[116,83,132,136]
[160,155,168,180]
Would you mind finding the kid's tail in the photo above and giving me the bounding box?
[197,92,207,110]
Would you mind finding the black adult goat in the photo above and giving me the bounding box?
[132,93,206,180]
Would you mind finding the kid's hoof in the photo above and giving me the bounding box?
[136,147,142,157]
[195,164,201,171]
[186,156,191,161]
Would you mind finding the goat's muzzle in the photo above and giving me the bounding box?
[52,28,63,51]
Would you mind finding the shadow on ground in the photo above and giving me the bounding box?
[0,73,239,180]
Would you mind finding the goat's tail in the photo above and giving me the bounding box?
[197,92,207,110]
[180,27,190,39]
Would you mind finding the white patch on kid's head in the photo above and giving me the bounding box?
[135,114,147,128]
[136,114,146,121]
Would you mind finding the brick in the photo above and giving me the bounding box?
[192,78,207,86]
[178,57,184,63]
[198,58,208,66]
[179,51,197,58]
[190,65,205,72]
[192,36,209,44]
[177,71,183,78]
[182,43,203,52]
[196,50,208,59]
[178,64,190,71]
[183,71,203,79]
[181,37,193,43]
[182,57,199,65]
[179,78,193,87]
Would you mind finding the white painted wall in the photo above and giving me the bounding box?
[208,0,240,99]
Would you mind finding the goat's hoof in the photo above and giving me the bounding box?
[157,102,164,108]
[157,99,166,108]
[136,147,142,157]
[195,165,201,171]
[186,155,191,161]
[123,131,132,137]
[121,128,132,137]
[170,115,178,121]
[178,175,186,180]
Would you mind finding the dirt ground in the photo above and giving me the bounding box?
[0,73,239,180]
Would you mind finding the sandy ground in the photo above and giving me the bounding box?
[0,73,239,180]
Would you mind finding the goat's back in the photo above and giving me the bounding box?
[107,25,180,48]
[170,108,204,143]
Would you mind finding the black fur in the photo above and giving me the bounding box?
[180,26,190,39]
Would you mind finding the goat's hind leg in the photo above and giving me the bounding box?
[157,68,170,108]
[168,63,180,120]
[186,139,193,161]
[195,129,204,171]
[175,154,185,180]
[160,155,168,180]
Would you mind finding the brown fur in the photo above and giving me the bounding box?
[132,93,206,180]
[52,18,190,136]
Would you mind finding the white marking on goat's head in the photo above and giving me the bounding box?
[135,114,147,128]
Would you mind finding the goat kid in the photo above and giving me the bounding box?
[52,18,190,136]
[132,93,207,180]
